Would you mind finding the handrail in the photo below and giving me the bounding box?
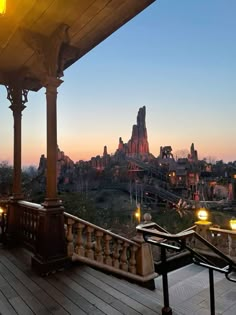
[137,222,236,271]
[137,222,195,240]
[194,232,235,266]
[18,200,43,210]
[210,226,236,235]
[137,222,236,315]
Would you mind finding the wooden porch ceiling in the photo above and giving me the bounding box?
[0,0,155,91]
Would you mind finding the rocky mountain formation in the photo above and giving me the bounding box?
[35,106,152,191]
[117,106,149,157]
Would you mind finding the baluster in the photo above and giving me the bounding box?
[29,212,33,240]
[85,226,94,259]
[75,222,85,256]
[113,239,122,268]
[104,234,112,265]
[129,244,138,274]
[95,230,104,263]
[26,210,29,239]
[66,218,75,257]
[120,241,129,271]
[22,209,25,237]
[34,213,37,241]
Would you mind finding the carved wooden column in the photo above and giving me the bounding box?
[7,85,28,199]
[43,76,62,204]
[22,24,71,274]
[5,85,28,246]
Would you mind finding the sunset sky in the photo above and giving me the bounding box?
[0,0,236,166]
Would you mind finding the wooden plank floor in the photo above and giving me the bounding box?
[0,247,164,315]
[0,247,235,315]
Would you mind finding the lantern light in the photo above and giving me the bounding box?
[230,218,236,231]
[0,0,6,15]
[197,208,208,221]
[134,204,141,224]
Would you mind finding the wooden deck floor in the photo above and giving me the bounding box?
[0,247,235,315]
[0,247,165,315]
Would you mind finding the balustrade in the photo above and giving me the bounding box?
[188,223,236,261]
[18,201,42,251]
[64,212,157,285]
[208,227,236,260]
[6,199,236,285]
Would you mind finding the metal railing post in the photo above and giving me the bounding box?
[161,246,172,315]
[209,269,215,315]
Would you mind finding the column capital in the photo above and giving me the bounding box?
[6,85,28,112]
[42,76,63,91]
[21,24,70,79]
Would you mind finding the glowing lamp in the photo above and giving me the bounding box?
[197,208,208,221]
[230,218,236,231]
[135,212,140,219]
[134,204,141,223]
[0,207,4,214]
[0,0,6,15]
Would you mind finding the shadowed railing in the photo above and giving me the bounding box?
[18,201,42,252]
[193,224,236,261]
[137,222,236,315]
[5,200,156,285]
[64,212,157,286]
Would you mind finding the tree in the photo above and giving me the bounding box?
[202,156,217,164]
[0,161,13,196]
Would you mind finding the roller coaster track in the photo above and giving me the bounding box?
[126,157,166,181]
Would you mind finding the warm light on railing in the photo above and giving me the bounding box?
[230,218,236,231]
[135,204,141,224]
[0,0,6,15]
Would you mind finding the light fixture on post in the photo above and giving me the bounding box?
[0,0,6,15]
[230,218,236,231]
[0,206,6,242]
[135,203,141,224]
[197,207,209,223]
[195,207,212,249]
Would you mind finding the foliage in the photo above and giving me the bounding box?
[60,192,112,228]
[0,161,13,196]
[151,208,195,233]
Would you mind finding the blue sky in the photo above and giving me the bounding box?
[0,0,236,166]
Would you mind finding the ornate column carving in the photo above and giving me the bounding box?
[5,84,28,247]
[22,24,70,205]
[43,76,63,205]
[21,24,72,274]
[21,24,70,79]
[7,85,28,199]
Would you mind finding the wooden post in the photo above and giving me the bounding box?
[31,76,69,274]
[5,85,28,247]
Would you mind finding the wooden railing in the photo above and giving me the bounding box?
[193,223,236,261]
[18,201,43,252]
[209,227,236,258]
[5,199,236,284]
[64,212,157,285]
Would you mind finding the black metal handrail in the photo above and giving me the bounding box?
[137,222,236,315]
